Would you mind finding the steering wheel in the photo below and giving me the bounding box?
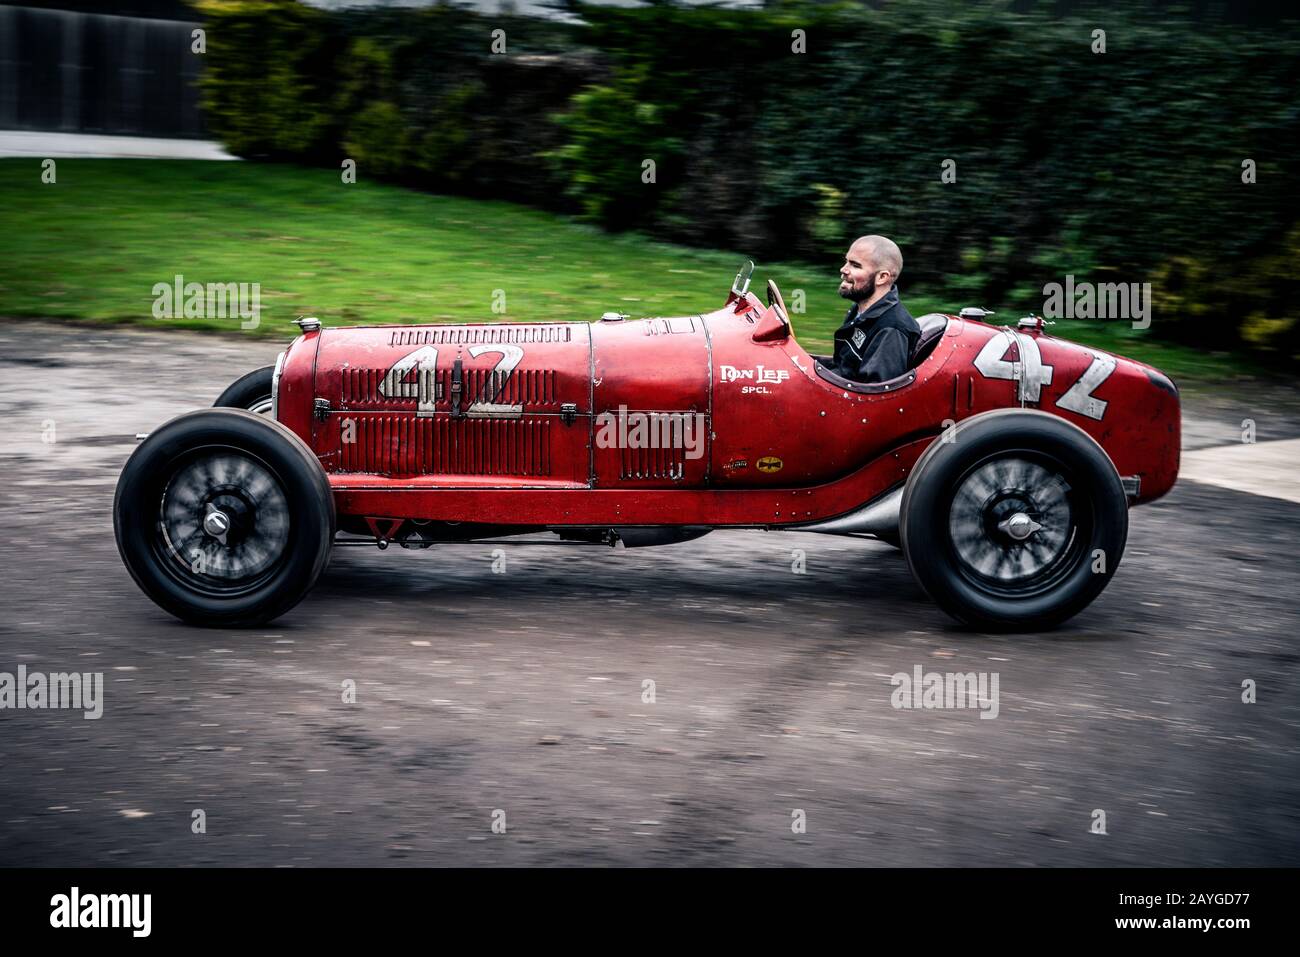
[767,279,794,339]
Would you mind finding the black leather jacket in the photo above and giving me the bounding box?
[827,286,920,383]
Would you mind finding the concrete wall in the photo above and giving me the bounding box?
[0,5,205,138]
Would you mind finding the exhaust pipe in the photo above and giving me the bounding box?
[787,485,902,536]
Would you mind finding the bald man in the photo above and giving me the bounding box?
[829,235,920,384]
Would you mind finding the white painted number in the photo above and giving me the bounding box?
[973,331,1115,420]
[379,344,524,417]
[1056,351,1117,420]
[973,330,1054,403]
[467,344,524,417]
[379,345,440,416]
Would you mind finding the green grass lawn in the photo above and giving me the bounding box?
[0,158,1258,380]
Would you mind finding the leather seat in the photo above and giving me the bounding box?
[909,313,949,368]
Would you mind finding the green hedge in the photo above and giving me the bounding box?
[197,0,1300,359]
[198,0,588,201]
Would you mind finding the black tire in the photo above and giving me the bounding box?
[214,365,275,415]
[114,408,334,626]
[900,409,1128,631]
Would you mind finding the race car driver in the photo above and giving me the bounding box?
[829,234,920,384]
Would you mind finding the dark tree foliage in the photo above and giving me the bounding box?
[198,0,1300,357]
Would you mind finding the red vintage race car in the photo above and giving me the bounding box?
[114,263,1180,630]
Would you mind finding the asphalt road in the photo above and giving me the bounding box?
[1,320,1298,867]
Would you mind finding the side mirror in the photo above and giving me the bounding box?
[731,259,754,297]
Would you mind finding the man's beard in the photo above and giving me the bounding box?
[839,276,877,303]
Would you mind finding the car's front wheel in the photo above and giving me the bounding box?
[114,408,334,626]
[900,410,1128,631]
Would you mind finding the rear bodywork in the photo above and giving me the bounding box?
[272,290,1180,535]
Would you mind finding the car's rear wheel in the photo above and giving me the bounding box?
[114,408,334,626]
[214,365,275,415]
[900,410,1128,630]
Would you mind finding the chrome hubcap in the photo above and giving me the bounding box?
[998,511,1042,541]
[160,452,289,584]
[948,457,1073,585]
[248,397,273,416]
[203,508,230,541]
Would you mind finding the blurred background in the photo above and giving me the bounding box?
[1,0,1298,373]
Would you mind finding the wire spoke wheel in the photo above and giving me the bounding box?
[158,449,291,595]
[947,455,1080,596]
[900,410,1128,631]
[115,408,334,626]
